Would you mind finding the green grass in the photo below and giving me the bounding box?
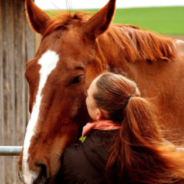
[45,6,184,35]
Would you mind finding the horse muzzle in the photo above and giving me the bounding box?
[19,160,49,184]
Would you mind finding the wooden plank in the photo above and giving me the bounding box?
[26,15,36,61]
[14,0,25,145]
[2,0,10,183]
[21,0,27,141]
[3,0,15,183]
[0,0,5,183]
[25,11,35,122]
[13,1,26,183]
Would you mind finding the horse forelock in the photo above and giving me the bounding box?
[43,11,91,39]
[22,50,59,184]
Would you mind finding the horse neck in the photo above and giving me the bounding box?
[96,24,176,78]
[96,25,137,76]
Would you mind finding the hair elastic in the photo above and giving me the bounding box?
[128,94,133,101]
[122,94,133,111]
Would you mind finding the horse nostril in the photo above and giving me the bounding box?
[35,162,49,184]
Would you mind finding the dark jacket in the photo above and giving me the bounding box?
[61,130,118,184]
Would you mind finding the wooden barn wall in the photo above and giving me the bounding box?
[0,0,36,183]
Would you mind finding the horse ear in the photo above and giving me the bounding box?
[25,0,51,35]
[83,0,116,39]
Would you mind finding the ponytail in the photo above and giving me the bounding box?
[92,72,184,183]
[106,96,184,184]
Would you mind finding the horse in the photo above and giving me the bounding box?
[18,0,184,184]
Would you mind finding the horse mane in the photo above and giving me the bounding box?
[105,24,176,62]
[43,12,177,62]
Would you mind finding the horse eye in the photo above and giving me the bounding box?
[71,75,84,84]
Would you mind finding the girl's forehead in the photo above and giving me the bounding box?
[88,78,98,95]
[91,76,100,86]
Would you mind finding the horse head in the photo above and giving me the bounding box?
[18,0,116,184]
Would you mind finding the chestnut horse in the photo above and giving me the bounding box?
[18,0,184,184]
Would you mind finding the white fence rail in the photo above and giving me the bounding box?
[0,146,22,156]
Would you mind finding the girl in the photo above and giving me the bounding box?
[61,72,184,184]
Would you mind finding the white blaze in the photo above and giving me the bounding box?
[22,50,59,184]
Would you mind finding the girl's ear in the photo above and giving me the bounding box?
[96,109,103,120]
